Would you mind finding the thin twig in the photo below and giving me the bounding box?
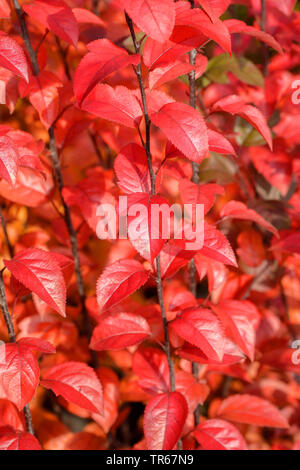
[92,0,99,15]
[0,241,34,434]
[125,8,177,406]
[11,0,97,368]
[261,0,269,76]
[12,0,39,76]
[0,271,16,342]
[0,206,14,259]
[35,30,49,54]
[88,130,105,167]
[55,37,71,81]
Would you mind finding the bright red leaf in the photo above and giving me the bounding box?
[41,361,103,414]
[150,102,208,163]
[81,84,142,128]
[0,339,54,410]
[171,307,226,362]
[211,300,257,361]
[119,0,175,43]
[0,32,28,82]
[132,346,170,394]
[4,248,67,317]
[194,419,247,450]
[144,391,188,450]
[0,426,41,450]
[74,39,139,104]
[220,200,278,235]
[212,94,273,150]
[96,259,149,311]
[216,394,289,428]
[24,0,78,47]
[90,312,151,351]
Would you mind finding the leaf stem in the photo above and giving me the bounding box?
[11,0,97,368]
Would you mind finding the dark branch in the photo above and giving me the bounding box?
[12,0,97,368]
[261,0,269,76]
[125,12,176,396]
[11,0,40,76]
[0,239,34,435]
[0,206,14,259]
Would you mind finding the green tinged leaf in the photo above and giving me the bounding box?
[206,53,264,87]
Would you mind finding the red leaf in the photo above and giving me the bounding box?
[179,179,224,215]
[150,102,208,163]
[194,419,247,450]
[194,253,227,292]
[144,391,188,450]
[24,0,78,47]
[62,168,112,234]
[124,193,169,262]
[132,347,169,394]
[41,361,103,414]
[74,39,139,104]
[90,312,151,351]
[271,231,300,255]
[5,128,44,175]
[212,94,273,150]
[211,300,256,361]
[200,224,237,267]
[178,338,245,366]
[175,2,231,54]
[0,400,23,430]
[0,426,41,450]
[208,128,236,155]
[220,200,278,235]
[268,0,296,16]
[81,84,142,128]
[237,229,266,267]
[0,32,28,82]
[261,347,300,374]
[91,368,119,434]
[0,166,54,208]
[225,19,283,55]
[149,60,194,89]
[18,337,56,354]
[0,134,19,185]
[158,240,195,279]
[216,394,289,428]
[196,1,231,22]
[96,259,149,311]
[20,71,62,129]
[72,8,105,26]
[114,144,152,194]
[143,36,197,71]
[171,307,225,361]
[119,0,175,43]
[4,248,67,317]
[175,370,209,411]
[249,146,292,196]
[0,342,40,410]
[0,0,10,18]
